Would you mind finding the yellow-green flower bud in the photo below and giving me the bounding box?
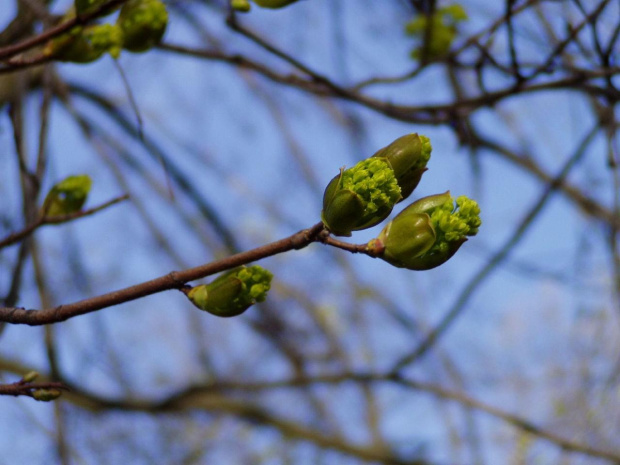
[117,0,168,53]
[32,388,62,402]
[322,158,402,237]
[44,24,123,63]
[405,4,468,61]
[252,0,301,8]
[371,192,481,270]
[187,265,273,317]
[441,4,468,21]
[231,0,252,12]
[42,175,92,217]
[371,133,431,201]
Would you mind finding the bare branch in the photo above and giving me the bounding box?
[0,223,326,325]
[0,195,130,249]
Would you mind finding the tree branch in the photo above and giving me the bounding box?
[0,222,326,325]
[171,373,620,463]
[0,0,129,61]
[0,377,69,399]
[54,370,620,464]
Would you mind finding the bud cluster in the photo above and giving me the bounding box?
[321,158,401,237]
[187,265,273,318]
[369,192,481,270]
[45,0,168,63]
[322,134,481,270]
[118,0,169,52]
[321,133,432,237]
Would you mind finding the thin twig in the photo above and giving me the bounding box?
[0,380,69,398]
[0,195,130,249]
[319,235,371,255]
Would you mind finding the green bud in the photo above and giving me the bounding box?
[187,265,273,317]
[44,24,123,63]
[252,0,301,8]
[42,175,92,217]
[22,371,39,383]
[376,211,436,268]
[231,0,252,12]
[32,388,62,402]
[405,4,468,61]
[322,158,402,236]
[442,4,468,21]
[370,192,481,270]
[94,24,124,59]
[372,133,431,201]
[117,0,168,53]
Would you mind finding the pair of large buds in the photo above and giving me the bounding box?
[321,133,481,270]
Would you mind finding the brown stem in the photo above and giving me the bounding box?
[0,381,69,397]
[0,223,325,326]
[320,235,373,255]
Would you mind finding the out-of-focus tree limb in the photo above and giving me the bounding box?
[0,0,129,61]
